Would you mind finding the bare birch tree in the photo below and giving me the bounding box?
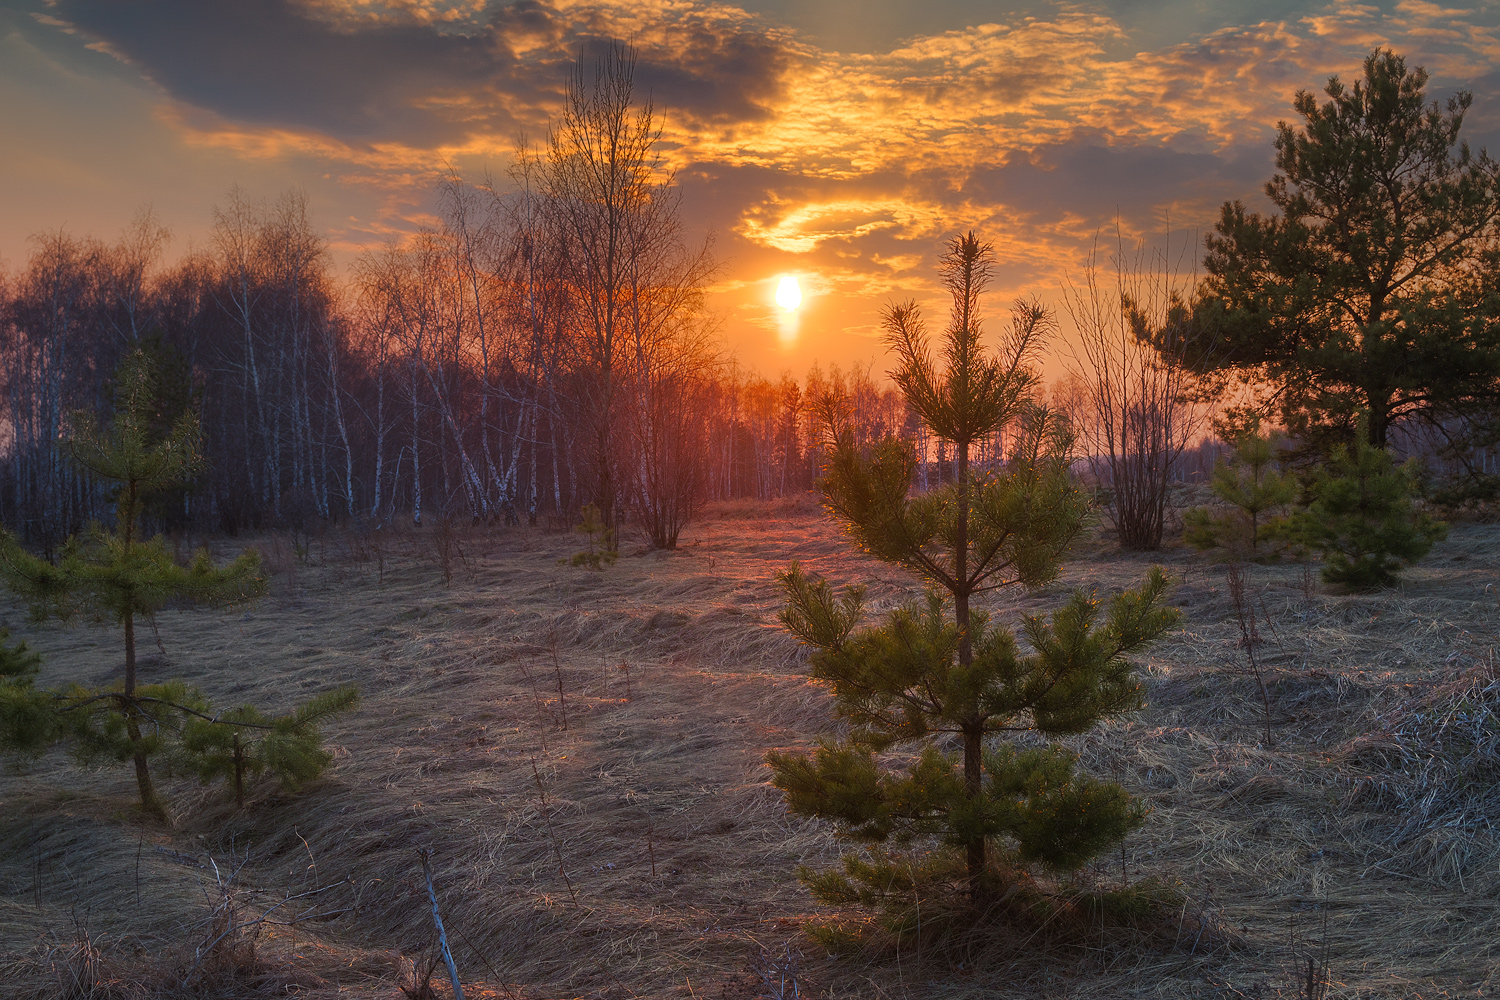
[545,41,713,547]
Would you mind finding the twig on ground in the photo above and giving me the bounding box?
[531,757,578,906]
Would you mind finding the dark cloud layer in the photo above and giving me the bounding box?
[965,138,1272,223]
[56,0,506,142]
[49,0,793,145]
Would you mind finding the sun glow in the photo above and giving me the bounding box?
[775,274,802,311]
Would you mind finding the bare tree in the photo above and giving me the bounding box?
[1062,235,1205,549]
[545,41,713,547]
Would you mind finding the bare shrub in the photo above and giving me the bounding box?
[1225,562,1274,747]
[1063,234,1205,549]
[749,939,802,999]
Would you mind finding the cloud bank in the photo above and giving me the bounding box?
[25,0,1500,365]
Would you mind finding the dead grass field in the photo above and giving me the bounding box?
[2,495,1498,998]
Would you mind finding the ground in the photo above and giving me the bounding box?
[1,496,1497,998]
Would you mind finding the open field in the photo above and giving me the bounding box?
[2,496,1499,998]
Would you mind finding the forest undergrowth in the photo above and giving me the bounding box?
[1,494,1498,998]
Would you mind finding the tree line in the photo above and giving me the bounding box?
[0,47,930,550]
[0,184,934,548]
[2,47,1497,553]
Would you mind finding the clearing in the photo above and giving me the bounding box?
[2,497,1497,998]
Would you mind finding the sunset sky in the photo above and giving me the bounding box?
[4,0,1500,377]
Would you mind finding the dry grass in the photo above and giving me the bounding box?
[1,493,1498,998]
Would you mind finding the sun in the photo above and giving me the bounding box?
[775,274,802,311]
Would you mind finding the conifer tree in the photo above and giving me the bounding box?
[0,350,268,818]
[0,629,50,756]
[1184,49,1500,454]
[1288,420,1447,589]
[1184,423,1297,559]
[177,687,358,808]
[767,234,1179,911]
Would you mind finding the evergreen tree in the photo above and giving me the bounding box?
[1181,49,1500,454]
[568,503,618,569]
[1184,423,1297,559]
[178,687,358,808]
[767,234,1179,913]
[1288,421,1447,589]
[0,350,279,818]
[0,629,51,756]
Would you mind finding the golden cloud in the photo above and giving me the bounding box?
[72,0,1499,280]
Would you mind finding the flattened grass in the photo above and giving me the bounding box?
[1,496,1498,997]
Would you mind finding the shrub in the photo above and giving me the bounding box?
[1288,424,1446,589]
[1184,423,1296,560]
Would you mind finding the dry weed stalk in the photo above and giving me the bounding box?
[548,630,569,730]
[398,950,444,1000]
[516,658,553,748]
[58,913,104,1000]
[1225,561,1274,746]
[645,809,658,878]
[530,757,578,906]
[182,845,351,988]
[435,514,456,587]
[1286,904,1333,1000]
[750,939,803,999]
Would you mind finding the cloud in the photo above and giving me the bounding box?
[25,0,1500,371]
[45,0,796,147]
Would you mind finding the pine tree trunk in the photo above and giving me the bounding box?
[955,437,986,903]
[123,611,165,820]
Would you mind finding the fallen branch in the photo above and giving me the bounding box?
[419,849,464,1000]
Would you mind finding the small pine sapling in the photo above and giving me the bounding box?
[177,686,359,807]
[0,629,51,756]
[1184,423,1297,560]
[767,233,1179,920]
[569,503,618,569]
[1288,420,1447,590]
[0,350,263,818]
[0,350,356,817]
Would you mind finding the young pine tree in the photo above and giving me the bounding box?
[1288,420,1447,590]
[0,350,266,819]
[1184,423,1297,559]
[177,687,358,808]
[767,234,1179,914]
[0,629,49,756]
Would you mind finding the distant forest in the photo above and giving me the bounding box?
[6,45,1495,551]
[0,179,1240,551]
[0,186,891,545]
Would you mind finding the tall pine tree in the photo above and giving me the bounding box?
[768,234,1179,912]
[1186,49,1500,453]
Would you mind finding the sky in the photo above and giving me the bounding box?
[3,0,1500,378]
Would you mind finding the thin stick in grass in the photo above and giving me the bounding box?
[645,810,657,878]
[548,630,568,731]
[531,758,578,906]
[418,849,464,1000]
[1226,562,1274,747]
[517,660,551,751]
